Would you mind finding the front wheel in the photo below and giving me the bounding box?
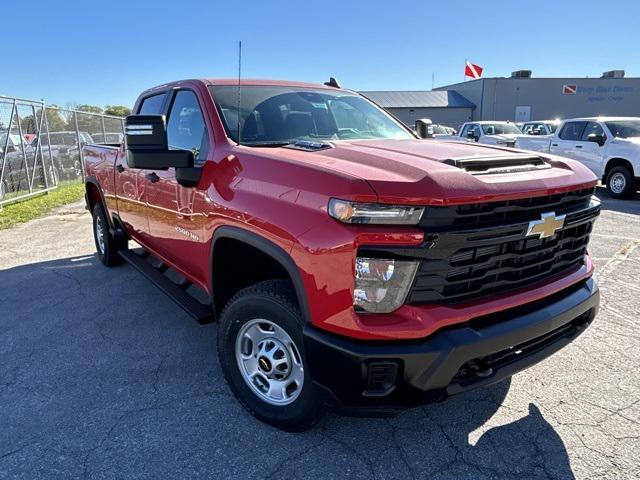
[606,166,635,199]
[217,280,324,431]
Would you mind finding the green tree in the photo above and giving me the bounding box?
[75,104,103,135]
[76,104,103,114]
[104,105,131,117]
[45,107,68,132]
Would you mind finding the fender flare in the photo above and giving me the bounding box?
[210,226,311,324]
[84,176,115,230]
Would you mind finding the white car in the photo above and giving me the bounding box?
[516,120,562,152]
[515,117,640,198]
[457,121,522,147]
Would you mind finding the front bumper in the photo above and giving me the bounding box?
[303,278,599,415]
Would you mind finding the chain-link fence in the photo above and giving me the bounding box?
[0,95,125,207]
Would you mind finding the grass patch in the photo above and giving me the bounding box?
[0,181,85,230]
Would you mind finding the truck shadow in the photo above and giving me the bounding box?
[319,379,575,479]
[596,185,640,215]
[0,254,575,480]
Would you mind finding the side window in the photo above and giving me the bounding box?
[461,124,477,137]
[166,90,209,165]
[581,122,605,141]
[559,122,587,141]
[522,124,534,134]
[138,93,166,115]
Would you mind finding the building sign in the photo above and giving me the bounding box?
[562,84,633,102]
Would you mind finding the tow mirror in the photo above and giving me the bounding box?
[125,115,194,170]
[415,118,434,138]
[587,133,606,147]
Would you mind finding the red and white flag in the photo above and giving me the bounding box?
[465,61,483,79]
[562,84,577,95]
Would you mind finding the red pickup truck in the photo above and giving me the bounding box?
[83,78,600,431]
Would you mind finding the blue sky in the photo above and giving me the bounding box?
[3,0,638,108]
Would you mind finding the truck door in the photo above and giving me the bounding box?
[552,121,587,161]
[141,88,211,277]
[576,122,607,177]
[115,92,167,239]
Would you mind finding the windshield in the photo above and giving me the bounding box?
[605,120,640,139]
[481,123,522,135]
[210,85,413,146]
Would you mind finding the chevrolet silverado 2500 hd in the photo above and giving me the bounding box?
[83,79,601,431]
[515,117,640,198]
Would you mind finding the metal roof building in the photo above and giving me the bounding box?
[360,90,475,128]
[361,70,640,130]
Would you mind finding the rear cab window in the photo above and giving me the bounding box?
[138,93,167,115]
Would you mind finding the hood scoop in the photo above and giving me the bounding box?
[443,154,552,176]
[283,140,335,152]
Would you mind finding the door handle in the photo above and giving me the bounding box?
[116,164,124,173]
[551,143,558,147]
[575,145,583,149]
[145,172,160,183]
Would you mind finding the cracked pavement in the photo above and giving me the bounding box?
[1,187,639,479]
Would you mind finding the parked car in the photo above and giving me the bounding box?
[0,132,45,195]
[432,124,456,137]
[457,121,522,147]
[32,131,94,179]
[91,132,124,144]
[515,117,640,198]
[83,78,600,431]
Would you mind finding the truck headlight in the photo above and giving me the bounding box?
[354,257,419,313]
[329,199,424,225]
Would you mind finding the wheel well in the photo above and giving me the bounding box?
[85,182,101,211]
[212,238,291,312]
[603,158,634,182]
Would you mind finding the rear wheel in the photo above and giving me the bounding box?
[606,165,635,199]
[217,280,324,431]
[92,203,125,266]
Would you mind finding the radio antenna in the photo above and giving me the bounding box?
[236,40,242,146]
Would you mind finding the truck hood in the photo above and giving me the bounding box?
[270,138,597,205]
[612,136,640,145]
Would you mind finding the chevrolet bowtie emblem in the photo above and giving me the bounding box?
[526,212,565,239]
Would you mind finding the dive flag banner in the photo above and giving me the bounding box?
[563,84,577,95]
[465,61,483,79]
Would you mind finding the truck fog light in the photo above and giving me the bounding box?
[354,257,419,313]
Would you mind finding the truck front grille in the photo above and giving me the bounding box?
[359,188,600,306]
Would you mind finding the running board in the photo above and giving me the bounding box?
[119,249,215,325]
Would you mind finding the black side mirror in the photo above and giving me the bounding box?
[415,118,434,138]
[587,133,606,147]
[125,115,194,170]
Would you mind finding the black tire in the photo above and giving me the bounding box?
[217,280,324,431]
[606,165,635,199]
[92,203,125,266]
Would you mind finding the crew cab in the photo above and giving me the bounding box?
[515,117,640,198]
[457,121,522,147]
[83,78,600,431]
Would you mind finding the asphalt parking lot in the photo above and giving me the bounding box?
[1,187,639,480]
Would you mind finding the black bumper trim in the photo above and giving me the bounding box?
[303,278,599,415]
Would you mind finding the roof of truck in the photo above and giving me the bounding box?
[203,78,343,90]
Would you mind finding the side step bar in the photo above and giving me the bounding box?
[119,249,215,325]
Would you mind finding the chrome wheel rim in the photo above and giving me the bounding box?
[610,173,626,194]
[95,215,105,255]
[235,318,304,406]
